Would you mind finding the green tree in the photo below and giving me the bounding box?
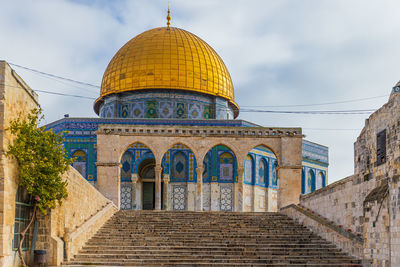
[7,109,72,267]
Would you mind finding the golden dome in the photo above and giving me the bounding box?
[95,27,238,116]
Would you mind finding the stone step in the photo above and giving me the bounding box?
[81,244,339,250]
[74,251,351,258]
[68,260,361,266]
[83,240,333,246]
[85,241,332,247]
[63,210,361,266]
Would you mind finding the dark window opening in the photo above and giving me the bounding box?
[377,129,386,166]
[13,187,32,251]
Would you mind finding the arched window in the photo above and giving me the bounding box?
[244,155,254,184]
[13,187,32,251]
[71,150,87,178]
[203,153,211,182]
[316,172,325,190]
[307,170,315,193]
[121,151,133,182]
[259,159,268,185]
[172,152,187,180]
[272,161,278,187]
[301,169,305,194]
[219,152,234,182]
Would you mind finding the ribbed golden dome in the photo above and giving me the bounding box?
[94,27,238,116]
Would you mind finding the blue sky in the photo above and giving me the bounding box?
[1,0,399,183]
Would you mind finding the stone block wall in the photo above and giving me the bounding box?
[291,88,400,265]
[363,183,391,266]
[388,182,400,266]
[0,61,39,267]
[300,175,376,235]
[281,204,363,259]
[35,167,118,266]
[243,185,277,212]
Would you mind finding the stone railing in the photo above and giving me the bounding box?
[97,124,302,138]
[64,202,117,261]
[36,167,118,266]
[280,204,363,259]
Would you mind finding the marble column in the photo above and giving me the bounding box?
[136,181,142,210]
[196,166,203,211]
[154,164,162,210]
[235,167,244,212]
[163,174,170,210]
[131,173,138,210]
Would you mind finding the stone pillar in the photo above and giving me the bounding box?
[136,181,142,210]
[277,165,302,208]
[210,183,219,211]
[252,184,256,212]
[235,167,244,212]
[154,164,162,210]
[131,173,138,209]
[96,162,121,208]
[196,166,203,211]
[187,183,196,211]
[163,174,169,210]
[277,136,303,208]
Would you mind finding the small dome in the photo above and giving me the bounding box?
[95,27,238,117]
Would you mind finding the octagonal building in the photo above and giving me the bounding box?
[46,16,328,211]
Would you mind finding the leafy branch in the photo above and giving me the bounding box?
[7,108,72,266]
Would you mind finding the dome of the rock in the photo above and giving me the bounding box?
[94,27,238,119]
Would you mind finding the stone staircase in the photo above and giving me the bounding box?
[64,210,362,266]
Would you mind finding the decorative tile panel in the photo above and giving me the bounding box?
[159,101,174,118]
[146,101,158,118]
[188,103,202,119]
[220,184,233,211]
[120,104,129,118]
[203,105,211,119]
[172,185,186,210]
[120,183,133,210]
[131,102,145,118]
[175,102,187,118]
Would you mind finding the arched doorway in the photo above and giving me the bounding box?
[119,142,158,210]
[138,158,158,210]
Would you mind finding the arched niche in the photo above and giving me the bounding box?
[245,145,278,188]
[71,149,87,178]
[306,169,315,193]
[161,143,197,183]
[316,171,325,190]
[202,145,237,183]
[244,154,255,185]
[259,158,268,186]
[120,142,155,182]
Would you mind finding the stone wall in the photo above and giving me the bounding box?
[300,174,376,235]
[0,61,39,267]
[35,167,118,266]
[289,87,400,265]
[281,204,363,259]
[243,185,277,212]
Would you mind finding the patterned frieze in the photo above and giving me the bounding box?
[97,124,302,138]
[45,117,260,133]
[98,91,234,119]
[302,140,329,164]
